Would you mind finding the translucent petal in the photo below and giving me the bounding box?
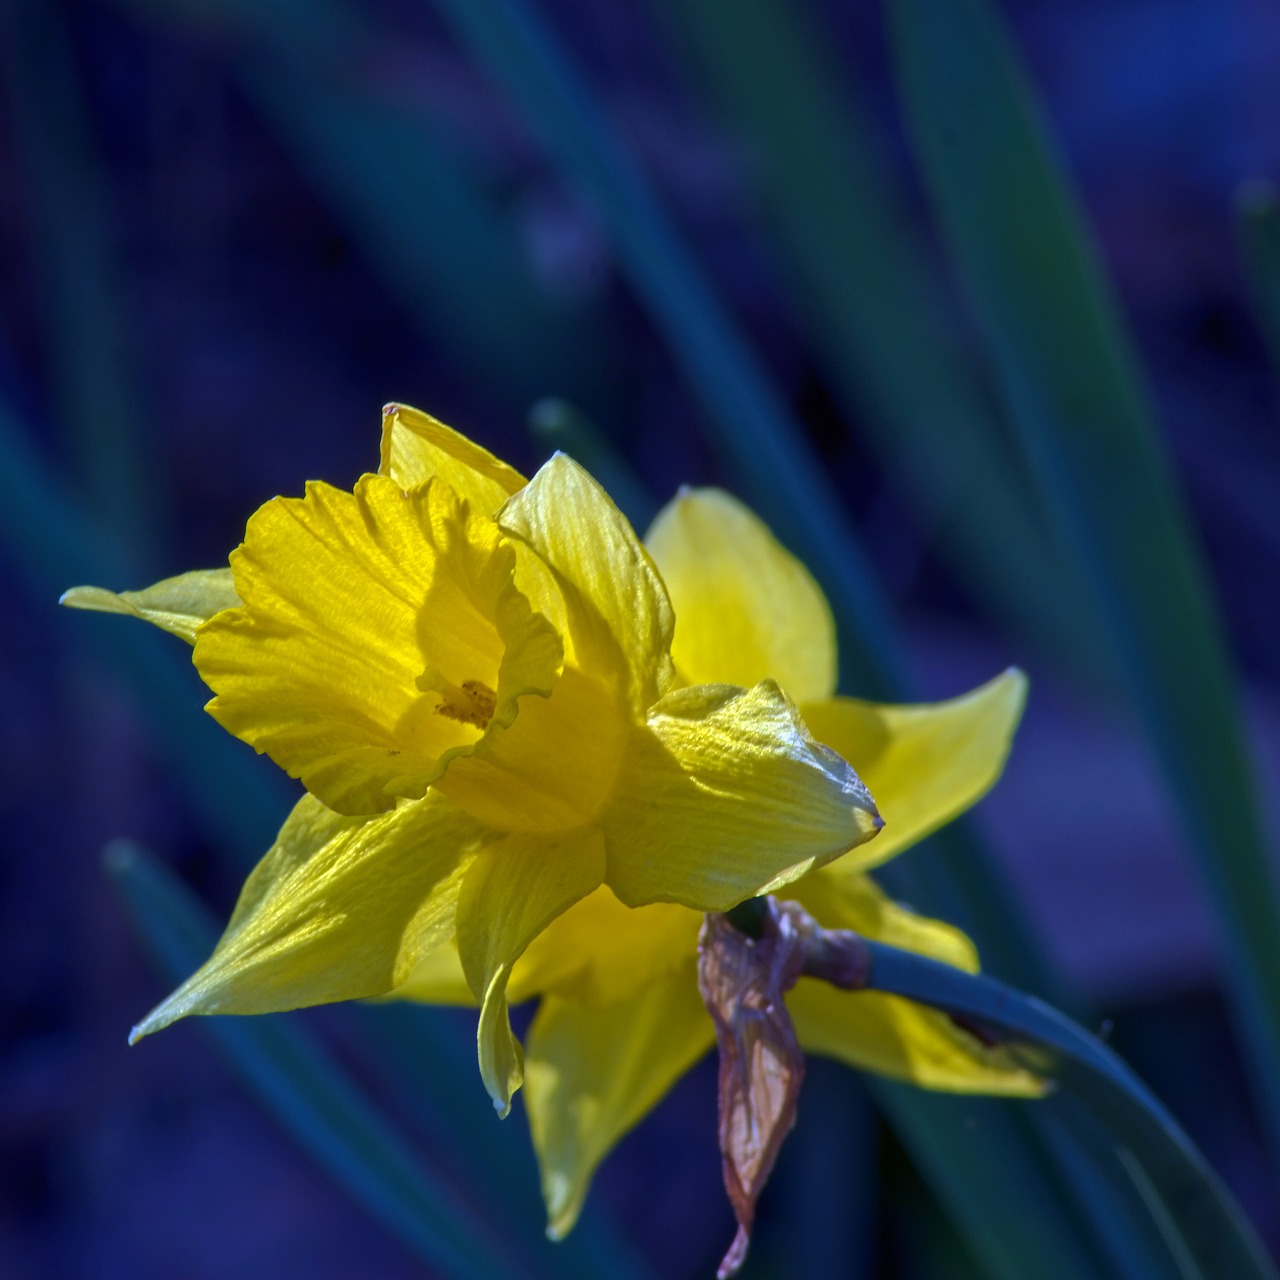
[524,962,714,1238]
[380,402,525,511]
[603,680,881,911]
[454,826,606,1116]
[499,454,675,719]
[377,404,573,670]
[60,569,239,643]
[800,668,1027,871]
[131,791,483,1039]
[788,980,1044,1096]
[508,887,700,1005]
[645,488,836,702]
[194,474,562,815]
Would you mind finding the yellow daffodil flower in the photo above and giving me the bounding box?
[62,405,883,1120]
[391,486,1042,1238]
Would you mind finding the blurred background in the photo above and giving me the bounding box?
[2,0,1279,1276]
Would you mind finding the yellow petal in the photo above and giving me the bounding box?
[788,981,1043,1096]
[380,402,525,511]
[800,668,1027,872]
[454,826,606,1116]
[498,453,675,719]
[603,680,881,911]
[194,474,562,815]
[645,488,836,702]
[389,937,476,1006]
[60,569,239,643]
[378,403,572,656]
[524,961,714,1238]
[785,867,1042,1095]
[508,887,700,1005]
[434,665,628,832]
[789,866,978,971]
[131,791,483,1039]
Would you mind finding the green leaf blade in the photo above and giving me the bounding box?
[107,841,531,1280]
[887,0,1280,1154]
[866,939,1278,1280]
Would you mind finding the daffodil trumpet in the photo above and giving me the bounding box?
[62,403,1041,1246]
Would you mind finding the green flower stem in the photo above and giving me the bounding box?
[864,940,1278,1280]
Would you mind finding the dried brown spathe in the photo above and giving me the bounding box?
[697,898,871,1277]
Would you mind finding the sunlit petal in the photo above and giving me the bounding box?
[499,454,675,719]
[646,488,836,701]
[131,791,483,1039]
[603,681,881,911]
[454,826,606,1116]
[195,474,562,815]
[61,569,239,643]
[801,669,1027,871]
[380,401,525,510]
[524,962,714,1238]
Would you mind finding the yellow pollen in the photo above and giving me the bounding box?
[435,679,497,729]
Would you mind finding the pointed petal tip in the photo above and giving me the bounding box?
[127,994,187,1044]
[59,585,110,610]
[1001,664,1029,695]
[543,1192,577,1242]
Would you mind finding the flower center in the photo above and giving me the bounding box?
[432,678,498,729]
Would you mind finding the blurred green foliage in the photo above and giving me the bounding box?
[4,0,1278,1275]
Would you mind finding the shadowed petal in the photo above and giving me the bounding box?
[509,887,700,1005]
[788,979,1043,1096]
[454,827,606,1116]
[646,488,836,702]
[789,866,979,973]
[434,665,626,832]
[785,871,1043,1095]
[524,960,713,1238]
[390,937,476,1006]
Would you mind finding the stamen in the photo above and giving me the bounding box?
[435,679,497,728]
